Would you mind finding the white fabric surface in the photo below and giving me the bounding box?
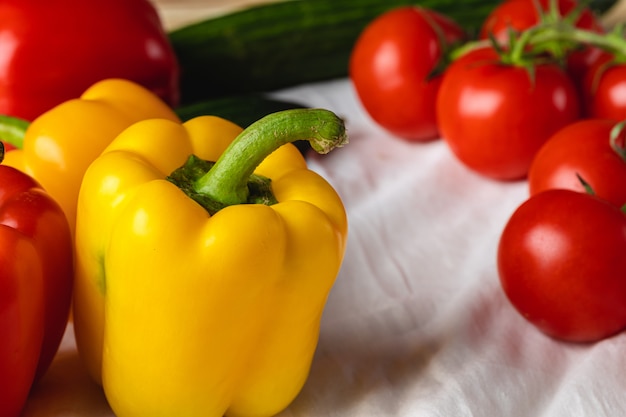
[22,78,626,417]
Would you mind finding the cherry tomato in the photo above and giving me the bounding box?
[582,52,626,120]
[479,0,604,83]
[436,46,581,180]
[498,189,626,342]
[349,6,465,141]
[528,119,626,207]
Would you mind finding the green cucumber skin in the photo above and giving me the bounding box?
[175,94,312,155]
[175,94,306,125]
[169,0,500,104]
[169,0,616,105]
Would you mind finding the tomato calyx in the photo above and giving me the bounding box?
[576,173,595,195]
[609,120,626,162]
[456,1,626,72]
[453,0,583,68]
[574,173,626,214]
[528,23,626,62]
[572,120,626,194]
[450,19,575,81]
[574,124,626,213]
[539,0,587,27]
[519,0,588,59]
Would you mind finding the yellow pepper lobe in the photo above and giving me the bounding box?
[73,110,348,417]
[2,78,180,237]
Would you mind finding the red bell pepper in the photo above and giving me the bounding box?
[0,0,179,122]
[0,143,73,417]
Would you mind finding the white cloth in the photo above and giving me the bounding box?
[23,79,626,417]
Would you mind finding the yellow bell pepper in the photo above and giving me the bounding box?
[2,78,180,235]
[73,108,348,417]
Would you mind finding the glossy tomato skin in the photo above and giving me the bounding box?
[349,6,465,141]
[582,52,626,120]
[528,119,626,207]
[498,189,626,343]
[437,47,581,180]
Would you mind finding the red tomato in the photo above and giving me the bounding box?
[528,119,626,207]
[436,46,581,180]
[349,6,465,141]
[582,52,626,120]
[498,189,626,342]
[479,0,604,82]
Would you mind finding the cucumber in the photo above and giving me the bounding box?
[169,0,616,105]
[169,0,502,104]
[175,94,312,155]
[175,93,306,126]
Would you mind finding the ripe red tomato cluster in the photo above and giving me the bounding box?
[350,0,625,180]
[499,119,626,343]
[351,0,626,343]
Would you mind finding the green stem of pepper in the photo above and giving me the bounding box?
[194,108,347,207]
